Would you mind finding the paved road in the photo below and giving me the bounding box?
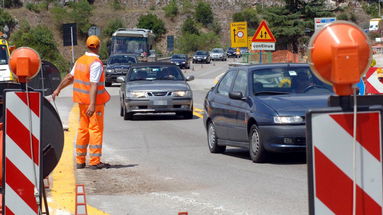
[56,58,308,215]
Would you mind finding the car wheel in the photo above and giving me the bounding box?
[207,121,226,153]
[120,103,124,117]
[249,125,266,163]
[123,105,133,120]
[105,82,112,87]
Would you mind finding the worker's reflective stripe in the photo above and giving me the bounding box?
[76,144,88,149]
[89,145,102,149]
[73,88,107,95]
[89,153,102,157]
[74,79,105,86]
[77,152,87,156]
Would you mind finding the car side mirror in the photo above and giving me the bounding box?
[186,75,195,81]
[229,91,244,100]
[116,76,125,83]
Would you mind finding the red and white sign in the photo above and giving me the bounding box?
[366,67,383,94]
[251,20,276,43]
[4,91,41,215]
[310,111,383,214]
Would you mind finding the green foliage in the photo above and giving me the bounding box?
[137,14,166,41]
[163,0,178,18]
[150,5,156,10]
[337,12,357,23]
[51,0,93,36]
[25,2,48,13]
[176,32,221,53]
[0,9,17,33]
[99,40,109,60]
[103,19,123,38]
[232,8,259,29]
[4,0,22,8]
[11,21,69,73]
[208,21,221,34]
[195,1,213,26]
[111,0,123,10]
[180,0,193,15]
[362,2,379,18]
[181,16,199,35]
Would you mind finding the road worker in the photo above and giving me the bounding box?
[52,35,111,169]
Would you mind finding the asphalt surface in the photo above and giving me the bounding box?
[56,58,308,215]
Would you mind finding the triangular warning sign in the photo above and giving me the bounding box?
[252,20,276,43]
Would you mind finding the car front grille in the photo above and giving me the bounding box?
[148,91,170,96]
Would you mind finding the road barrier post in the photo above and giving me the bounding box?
[306,21,383,214]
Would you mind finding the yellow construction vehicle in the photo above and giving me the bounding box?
[0,38,14,81]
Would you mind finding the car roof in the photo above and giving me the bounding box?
[130,62,177,67]
[109,54,137,58]
[232,63,310,71]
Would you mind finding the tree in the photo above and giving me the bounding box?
[0,9,17,34]
[137,14,166,41]
[195,1,213,26]
[232,8,259,29]
[163,0,178,19]
[103,19,123,37]
[181,16,199,35]
[4,0,22,8]
[11,21,69,73]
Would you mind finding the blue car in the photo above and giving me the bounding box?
[203,63,332,162]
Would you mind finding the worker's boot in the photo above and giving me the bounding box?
[89,162,111,170]
[76,163,86,169]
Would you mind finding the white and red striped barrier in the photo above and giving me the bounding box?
[3,91,41,215]
[308,110,383,214]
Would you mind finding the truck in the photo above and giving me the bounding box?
[0,39,14,82]
[110,28,155,62]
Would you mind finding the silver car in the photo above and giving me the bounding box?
[210,48,227,61]
[118,63,194,120]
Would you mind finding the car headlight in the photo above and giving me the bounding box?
[106,69,113,73]
[172,90,191,97]
[193,56,196,59]
[203,56,207,59]
[127,91,147,98]
[181,61,186,64]
[273,116,304,124]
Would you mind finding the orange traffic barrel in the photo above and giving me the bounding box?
[309,21,372,95]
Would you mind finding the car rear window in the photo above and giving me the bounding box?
[128,66,184,81]
[108,55,137,65]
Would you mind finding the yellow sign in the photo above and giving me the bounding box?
[252,20,276,43]
[248,37,253,50]
[230,22,248,48]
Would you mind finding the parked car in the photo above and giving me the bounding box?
[170,54,190,69]
[210,48,227,61]
[118,62,195,120]
[105,54,137,86]
[192,50,211,64]
[203,63,333,162]
[227,47,241,58]
[239,47,248,54]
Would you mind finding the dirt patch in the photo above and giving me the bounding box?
[76,164,193,195]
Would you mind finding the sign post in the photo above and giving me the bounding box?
[230,22,248,48]
[251,20,276,64]
[63,23,78,64]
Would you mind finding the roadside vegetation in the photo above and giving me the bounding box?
[137,14,166,41]
[11,20,69,73]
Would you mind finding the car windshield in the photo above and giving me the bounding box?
[212,49,223,53]
[172,54,186,59]
[108,55,137,65]
[128,66,184,81]
[228,48,235,51]
[0,45,8,65]
[252,66,333,94]
[196,51,207,55]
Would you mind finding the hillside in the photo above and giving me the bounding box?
[6,0,374,70]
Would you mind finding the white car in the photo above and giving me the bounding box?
[210,48,227,61]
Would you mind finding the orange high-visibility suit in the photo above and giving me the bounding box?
[72,54,110,165]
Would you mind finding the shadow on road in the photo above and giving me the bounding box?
[129,113,199,121]
[108,164,139,169]
[223,148,306,165]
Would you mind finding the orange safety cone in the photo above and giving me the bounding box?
[308,21,371,95]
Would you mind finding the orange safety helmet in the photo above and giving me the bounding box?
[86,35,100,49]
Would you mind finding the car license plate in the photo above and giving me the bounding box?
[154,100,167,105]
